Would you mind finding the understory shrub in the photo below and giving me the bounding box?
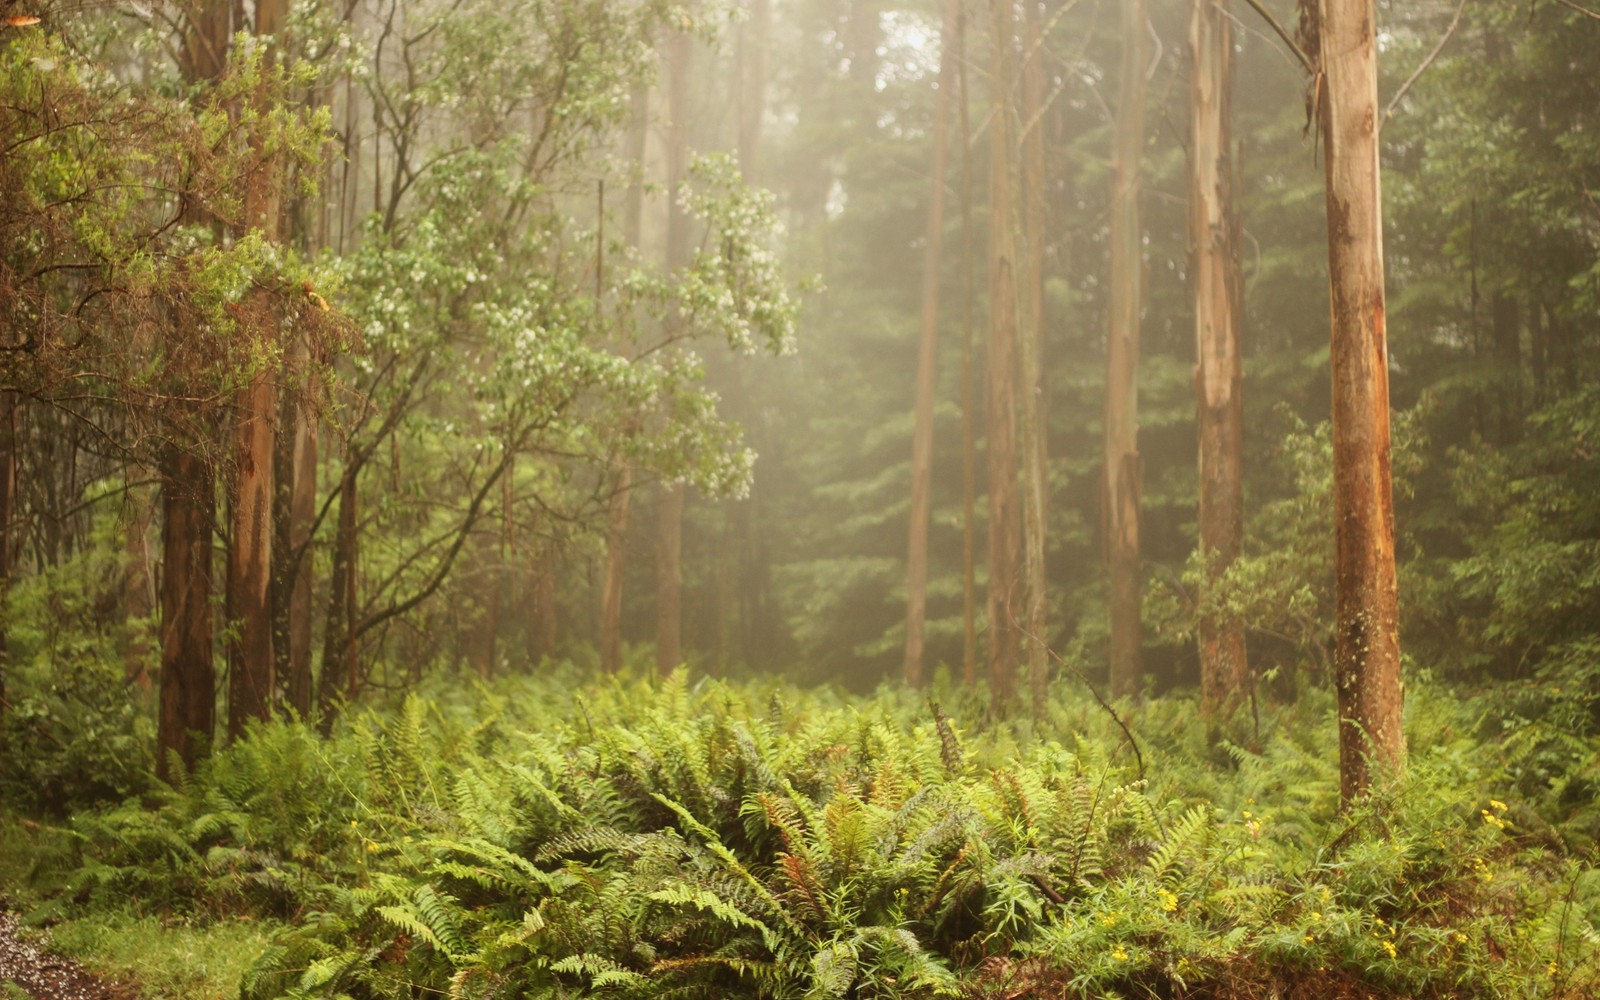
[44,669,1600,999]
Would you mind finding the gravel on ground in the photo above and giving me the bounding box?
[0,911,139,1000]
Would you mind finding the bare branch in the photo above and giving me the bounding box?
[1238,0,1315,75]
[1381,0,1467,130]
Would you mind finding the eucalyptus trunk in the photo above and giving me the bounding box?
[1306,0,1404,803]
[226,0,289,739]
[158,445,216,779]
[903,0,958,688]
[1190,0,1248,717]
[1105,0,1149,699]
[985,0,1021,708]
[1019,0,1050,718]
[655,28,692,675]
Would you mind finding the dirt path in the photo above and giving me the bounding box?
[0,911,139,1000]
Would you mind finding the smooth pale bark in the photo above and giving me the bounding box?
[985,0,1021,707]
[1190,0,1248,717]
[956,2,979,687]
[1105,0,1149,699]
[157,445,215,780]
[1019,0,1050,717]
[1314,0,1404,804]
[903,0,958,688]
[655,28,692,675]
[600,467,631,674]
[226,0,289,740]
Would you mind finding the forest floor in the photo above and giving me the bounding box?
[0,910,138,1000]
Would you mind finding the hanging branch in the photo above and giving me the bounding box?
[1238,0,1315,74]
[1548,0,1600,23]
[1382,0,1468,130]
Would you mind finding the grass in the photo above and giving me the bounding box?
[46,913,275,999]
[1,813,276,999]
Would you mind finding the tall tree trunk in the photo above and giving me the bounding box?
[529,543,558,664]
[656,28,692,675]
[601,467,631,674]
[1191,0,1248,717]
[157,445,216,780]
[317,467,358,732]
[985,0,1021,708]
[285,345,316,717]
[123,483,155,693]
[656,485,684,673]
[1105,0,1149,699]
[226,0,289,739]
[1019,0,1050,717]
[738,0,771,179]
[904,0,958,688]
[158,0,230,774]
[1306,0,1404,804]
[957,0,979,687]
[0,392,14,710]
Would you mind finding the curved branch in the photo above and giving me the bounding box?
[1238,0,1315,75]
[1381,0,1467,131]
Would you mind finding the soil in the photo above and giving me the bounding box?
[0,911,140,1000]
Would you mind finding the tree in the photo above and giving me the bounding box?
[1106,0,1150,699]
[1190,0,1247,716]
[986,0,1022,707]
[656,26,694,676]
[226,0,291,740]
[903,0,958,688]
[1019,0,1050,716]
[1301,0,1404,802]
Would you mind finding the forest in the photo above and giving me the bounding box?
[2,0,1600,996]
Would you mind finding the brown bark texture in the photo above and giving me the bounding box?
[1312,0,1405,804]
[317,468,358,732]
[1190,0,1248,717]
[158,0,229,775]
[1105,0,1149,699]
[1019,0,1050,717]
[903,0,958,688]
[225,0,289,740]
[985,0,1021,707]
[285,348,317,717]
[157,445,216,781]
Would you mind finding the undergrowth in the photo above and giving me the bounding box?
[18,670,1600,999]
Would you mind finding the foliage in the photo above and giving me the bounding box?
[37,671,1600,999]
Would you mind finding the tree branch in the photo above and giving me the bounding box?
[1381,0,1467,130]
[1237,0,1315,75]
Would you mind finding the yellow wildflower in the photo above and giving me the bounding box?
[1160,889,1178,913]
[1111,946,1129,962]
